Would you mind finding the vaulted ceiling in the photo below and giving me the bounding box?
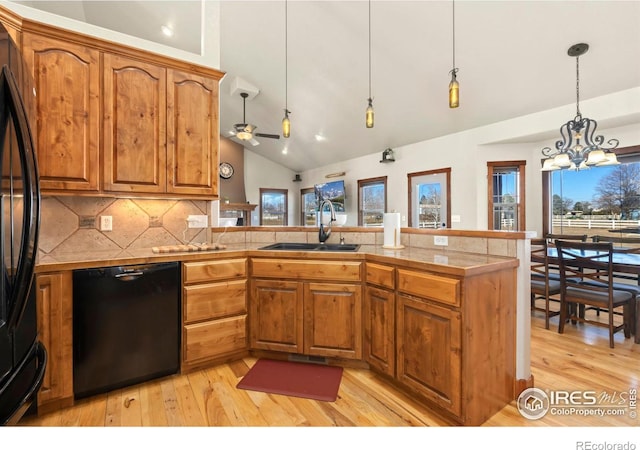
[11,1,640,172]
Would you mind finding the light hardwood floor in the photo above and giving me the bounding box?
[19,309,640,427]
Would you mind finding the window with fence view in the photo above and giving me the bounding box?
[550,155,640,249]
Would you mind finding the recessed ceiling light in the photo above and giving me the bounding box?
[314,134,326,142]
[282,147,288,155]
[161,25,174,37]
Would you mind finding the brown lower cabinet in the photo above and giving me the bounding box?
[396,293,462,417]
[363,262,396,377]
[250,258,363,360]
[35,272,74,414]
[181,259,248,372]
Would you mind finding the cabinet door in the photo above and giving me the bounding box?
[103,53,166,193]
[250,279,303,353]
[396,293,462,417]
[364,285,395,376]
[304,283,362,359]
[35,272,73,412]
[22,33,100,192]
[166,69,218,196]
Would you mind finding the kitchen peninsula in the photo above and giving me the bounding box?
[35,226,528,426]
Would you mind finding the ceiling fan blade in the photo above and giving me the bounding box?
[249,138,260,146]
[255,133,280,140]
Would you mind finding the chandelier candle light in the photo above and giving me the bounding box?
[541,43,619,172]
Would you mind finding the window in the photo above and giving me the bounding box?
[300,187,317,226]
[357,176,386,226]
[488,161,526,231]
[259,188,288,226]
[408,168,451,228]
[542,145,640,242]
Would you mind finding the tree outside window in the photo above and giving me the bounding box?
[358,176,386,226]
[543,146,640,246]
[259,188,288,226]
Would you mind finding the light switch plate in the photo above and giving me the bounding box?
[434,235,448,246]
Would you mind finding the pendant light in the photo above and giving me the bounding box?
[365,0,374,128]
[282,0,291,138]
[448,0,459,108]
[540,43,619,171]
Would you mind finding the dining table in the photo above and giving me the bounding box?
[545,247,640,344]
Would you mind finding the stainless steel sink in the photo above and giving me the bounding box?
[259,242,360,252]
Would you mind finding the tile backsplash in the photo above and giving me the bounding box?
[39,196,211,256]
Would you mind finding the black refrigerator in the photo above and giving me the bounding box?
[0,22,47,425]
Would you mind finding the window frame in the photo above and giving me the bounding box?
[487,160,526,231]
[300,187,316,226]
[407,168,451,228]
[259,188,288,226]
[541,145,640,236]
[357,176,387,226]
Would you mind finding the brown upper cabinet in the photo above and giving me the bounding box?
[16,17,224,198]
[103,54,167,194]
[166,69,219,196]
[22,34,101,192]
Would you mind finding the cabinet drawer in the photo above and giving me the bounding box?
[365,263,395,289]
[183,258,247,284]
[397,269,460,307]
[251,258,361,282]
[183,315,247,363]
[184,279,246,323]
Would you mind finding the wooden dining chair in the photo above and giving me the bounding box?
[585,235,640,319]
[530,238,561,329]
[555,240,635,348]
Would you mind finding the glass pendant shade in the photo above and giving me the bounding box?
[553,153,572,167]
[596,152,620,166]
[541,158,559,172]
[236,130,252,141]
[366,98,374,128]
[282,110,291,138]
[585,149,606,165]
[449,70,459,108]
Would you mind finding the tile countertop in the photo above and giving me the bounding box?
[36,242,519,277]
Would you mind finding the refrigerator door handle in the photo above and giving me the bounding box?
[0,66,40,332]
[0,340,47,426]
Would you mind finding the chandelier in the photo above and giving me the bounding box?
[541,43,619,172]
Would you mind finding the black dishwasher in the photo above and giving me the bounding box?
[73,262,180,399]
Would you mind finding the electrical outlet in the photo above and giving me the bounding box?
[434,235,448,246]
[187,215,208,228]
[100,215,113,231]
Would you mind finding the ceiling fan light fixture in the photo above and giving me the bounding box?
[236,130,253,141]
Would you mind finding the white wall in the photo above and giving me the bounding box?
[0,1,221,69]
[244,149,300,226]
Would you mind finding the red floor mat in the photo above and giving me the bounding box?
[236,359,343,402]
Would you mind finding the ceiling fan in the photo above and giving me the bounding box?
[229,92,280,146]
